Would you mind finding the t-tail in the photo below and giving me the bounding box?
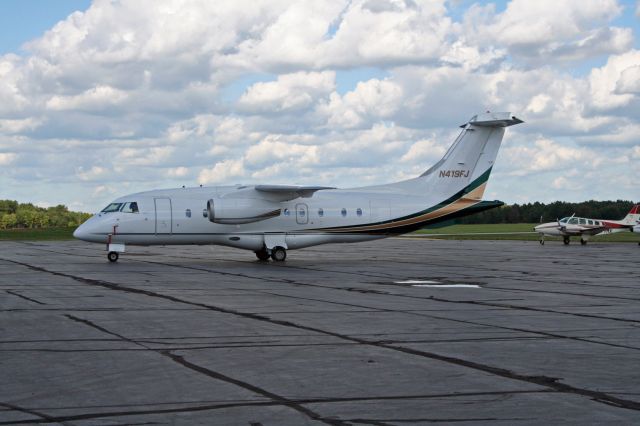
[393,112,522,203]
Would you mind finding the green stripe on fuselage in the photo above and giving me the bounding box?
[316,167,494,232]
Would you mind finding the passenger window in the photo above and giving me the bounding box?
[341,208,347,217]
[202,209,208,218]
[588,219,593,225]
[569,218,578,224]
[186,209,192,218]
[101,203,122,213]
[121,202,139,213]
[318,208,324,217]
[299,208,305,217]
[356,208,363,217]
[579,218,586,225]
[283,208,290,216]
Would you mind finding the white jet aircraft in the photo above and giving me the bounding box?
[534,204,639,245]
[74,112,522,262]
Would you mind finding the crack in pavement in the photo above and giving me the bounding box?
[3,257,640,413]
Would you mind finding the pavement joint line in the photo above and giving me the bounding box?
[0,401,71,426]
[256,290,640,352]
[0,390,553,425]
[5,290,47,305]
[3,256,640,413]
[129,257,640,329]
[61,315,346,426]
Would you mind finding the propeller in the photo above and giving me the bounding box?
[558,213,575,232]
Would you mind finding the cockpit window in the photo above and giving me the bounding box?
[121,202,139,213]
[559,217,568,223]
[101,203,123,213]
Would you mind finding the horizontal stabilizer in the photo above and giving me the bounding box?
[461,112,523,128]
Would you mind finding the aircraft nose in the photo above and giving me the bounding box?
[73,225,83,240]
[73,223,89,241]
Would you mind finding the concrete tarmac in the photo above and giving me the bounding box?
[1,239,639,425]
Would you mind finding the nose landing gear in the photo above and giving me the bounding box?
[270,246,287,262]
[107,251,119,262]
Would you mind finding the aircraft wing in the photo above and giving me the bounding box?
[254,185,336,201]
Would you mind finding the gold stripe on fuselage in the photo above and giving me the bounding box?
[318,182,486,233]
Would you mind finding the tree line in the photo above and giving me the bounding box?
[1,198,637,229]
[0,200,92,229]
[458,200,637,224]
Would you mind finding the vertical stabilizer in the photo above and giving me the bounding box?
[394,112,522,200]
[620,204,640,225]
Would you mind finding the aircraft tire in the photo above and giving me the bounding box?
[271,246,287,262]
[580,239,587,245]
[107,251,119,262]
[563,237,570,245]
[539,239,544,245]
[255,249,270,261]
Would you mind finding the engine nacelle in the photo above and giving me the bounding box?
[207,198,281,224]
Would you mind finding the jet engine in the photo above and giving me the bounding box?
[207,198,281,224]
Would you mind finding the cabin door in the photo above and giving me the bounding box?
[154,198,172,234]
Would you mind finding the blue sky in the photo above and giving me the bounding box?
[0,0,638,211]
[0,0,92,54]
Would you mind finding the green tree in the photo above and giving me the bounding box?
[0,213,18,229]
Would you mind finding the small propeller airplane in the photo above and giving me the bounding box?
[534,205,640,245]
[74,112,523,262]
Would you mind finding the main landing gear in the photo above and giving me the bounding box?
[107,251,119,262]
[254,246,287,262]
[580,238,588,245]
[255,248,270,261]
[563,236,570,245]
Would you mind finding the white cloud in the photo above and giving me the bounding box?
[400,138,446,164]
[589,50,640,110]
[0,117,43,133]
[318,78,403,128]
[46,85,128,111]
[615,64,640,94]
[238,71,335,113]
[0,153,17,165]
[167,167,189,177]
[198,159,246,184]
[462,0,629,63]
[502,138,599,176]
[76,166,108,181]
[245,136,318,167]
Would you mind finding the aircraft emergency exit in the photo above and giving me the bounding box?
[74,112,523,262]
[534,204,639,245]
